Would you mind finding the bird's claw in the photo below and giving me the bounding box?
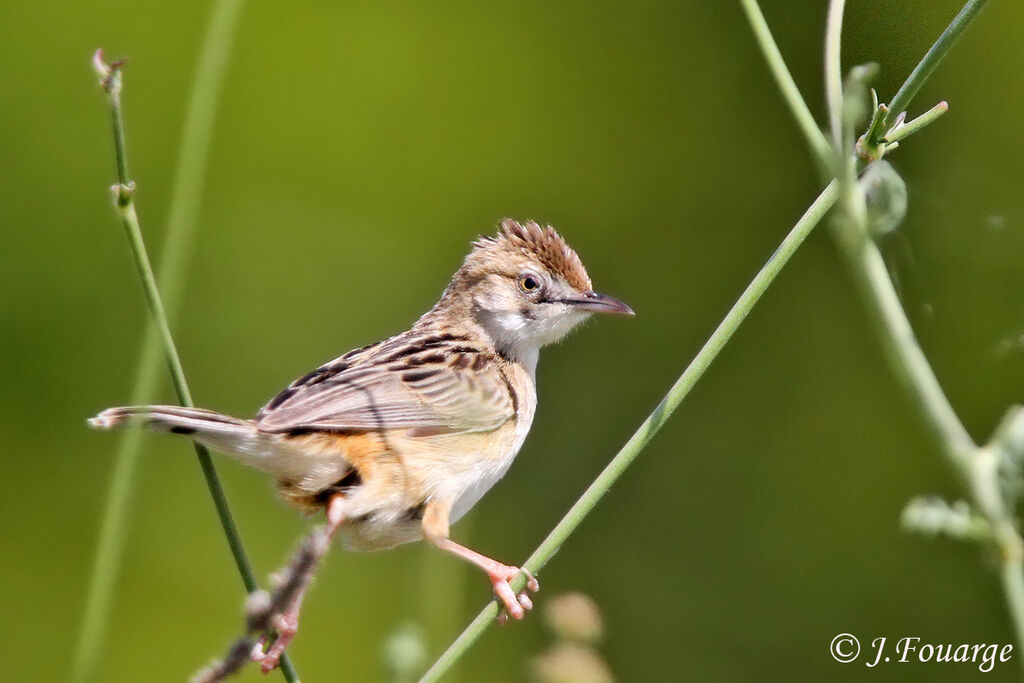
[250,613,299,673]
[489,565,539,623]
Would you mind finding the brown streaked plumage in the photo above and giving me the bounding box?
[89,219,632,674]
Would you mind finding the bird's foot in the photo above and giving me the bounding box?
[489,565,539,623]
[250,612,299,674]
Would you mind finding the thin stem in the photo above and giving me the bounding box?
[422,1,998,678]
[821,0,1020,661]
[72,401,152,683]
[886,0,988,123]
[884,101,948,144]
[75,4,248,668]
[835,168,1024,665]
[419,182,840,683]
[738,0,831,164]
[99,61,261,580]
[824,0,846,151]
[820,0,1020,660]
[88,52,255,654]
[75,4,249,681]
[1001,550,1024,653]
[77,13,299,683]
[969,445,1024,653]
[843,236,975,462]
[818,0,989,470]
[159,0,245,312]
[418,519,472,673]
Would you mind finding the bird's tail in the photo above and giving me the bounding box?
[90,404,251,436]
[88,405,274,466]
[89,405,348,483]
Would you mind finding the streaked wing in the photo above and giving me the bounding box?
[255,332,515,435]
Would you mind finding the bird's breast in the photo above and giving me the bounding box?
[448,367,536,522]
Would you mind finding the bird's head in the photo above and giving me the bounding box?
[443,219,633,364]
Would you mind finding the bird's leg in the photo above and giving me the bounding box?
[421,499,539,622]
[250,495,346,673]
[434,538,540,622]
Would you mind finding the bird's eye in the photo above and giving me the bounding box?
[518,274,540,292]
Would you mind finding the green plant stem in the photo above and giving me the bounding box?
[417,519,472,677]
[75,5,252,681]
[738,0,831,164]
[97,61,253,578]
[819,0,1022,660]
[824,0,846,151]
[426,0,999,678]
[885,0,988,124]
[89,56,260,668]
[1000,542,1024,652]
[419,181,839,683]
[751,0,1017,650]
[160,0,245,312]
[74,9,250,673]
[834,197,1024,662]
[841,234,975,461]
[884,101,948,144]
[755,0,1019,655]
[72,391,152,683]
[76,6,299,682]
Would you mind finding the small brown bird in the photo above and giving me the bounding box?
[90,219,632,671]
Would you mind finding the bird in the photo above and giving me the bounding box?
[89,218,633,672]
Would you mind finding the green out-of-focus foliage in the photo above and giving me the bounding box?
[2,1,1023,681]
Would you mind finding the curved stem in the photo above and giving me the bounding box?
[844,238,975,460]
[821,0,1017,661]
[738,0,831,164]
[419,182,839,683]
[835,165,1024,667]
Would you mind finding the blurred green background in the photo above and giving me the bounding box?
[3,1,1023,681]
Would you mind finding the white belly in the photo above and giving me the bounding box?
[449,457,515,523]
[450,385,536,523]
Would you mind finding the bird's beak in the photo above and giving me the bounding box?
[564,291,635,316]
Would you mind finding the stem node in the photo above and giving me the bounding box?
[111,181,135,207]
